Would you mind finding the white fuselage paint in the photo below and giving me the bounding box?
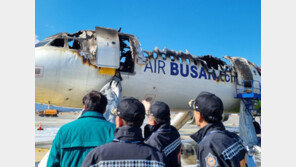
[35,46,244,111]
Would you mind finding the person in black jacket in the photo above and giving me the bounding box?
[143,101,181,167]
[189,92,248,167]
[81,97,167,167]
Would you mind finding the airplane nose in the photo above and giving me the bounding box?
[35,45,114,108]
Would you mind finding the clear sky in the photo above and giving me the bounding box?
[36,0,261,65]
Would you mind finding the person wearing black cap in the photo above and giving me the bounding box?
[189,91,248,167]
[143,101,181,167]
[81,97,167,167]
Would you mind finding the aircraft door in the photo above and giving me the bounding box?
[95,27,120,69]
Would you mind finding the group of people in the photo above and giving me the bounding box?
[46,79,248,167]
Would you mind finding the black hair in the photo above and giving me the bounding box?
[123,118,144,128]
[198,110,223,124]
[82,91,107,114]
[152,115,170,125]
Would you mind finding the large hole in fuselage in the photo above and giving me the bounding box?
[119,35,134,73]
[50,38,65,47]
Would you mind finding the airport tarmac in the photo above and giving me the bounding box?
[35,112,261,166]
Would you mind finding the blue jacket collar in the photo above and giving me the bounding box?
[144,121,172,139]
[190,122,225,144]
[79,111,105,119]
[114,126,144,142]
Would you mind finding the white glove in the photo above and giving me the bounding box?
[110,77,122,98]
[100,77,122,123]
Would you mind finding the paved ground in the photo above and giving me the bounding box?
[35,112,79,162]
[35,112,261,166]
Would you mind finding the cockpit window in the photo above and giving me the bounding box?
[35,40,50,47]
[68,38,81,50]
[50,38,65,47]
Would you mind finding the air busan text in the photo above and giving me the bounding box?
[143,60,236,83]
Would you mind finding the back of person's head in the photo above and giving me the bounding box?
[150,101,170,124]
[190,91,224,123]
[116,97,145,127]
[82,91,107,114]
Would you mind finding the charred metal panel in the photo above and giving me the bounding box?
[95,27,120,68]
[247,60,261,76]
[129,36,147,64]
[198,55,226,70]
[143,47,229,69]
[42,31,99,65]
[75,31,97,64]
[224,56,254,86]
[43,28,141,69]
[142,47,233,81]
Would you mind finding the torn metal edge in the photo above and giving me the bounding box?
[41,28,260,81]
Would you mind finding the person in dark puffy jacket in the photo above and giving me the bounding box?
[189,92,248,167]
[143,101,181,167]
[82,97,167,167]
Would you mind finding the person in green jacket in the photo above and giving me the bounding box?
[47,91,116,167]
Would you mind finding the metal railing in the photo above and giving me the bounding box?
[235,80,261,98]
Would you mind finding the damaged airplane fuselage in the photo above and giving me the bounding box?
[35,27,261,112]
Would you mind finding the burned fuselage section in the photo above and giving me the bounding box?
[36,26,260,110]
[39,28,143,74]
[38,27,260,86]
[142,46,261,85]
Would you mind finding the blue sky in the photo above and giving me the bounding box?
[36,0,261,65]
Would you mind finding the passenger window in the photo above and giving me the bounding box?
[68,38,81,50]
[50,38,65,47]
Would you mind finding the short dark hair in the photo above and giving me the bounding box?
[151,115,169,125]
[198,111,222,124]
[122,119,144,128]
[82,91,107,114]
